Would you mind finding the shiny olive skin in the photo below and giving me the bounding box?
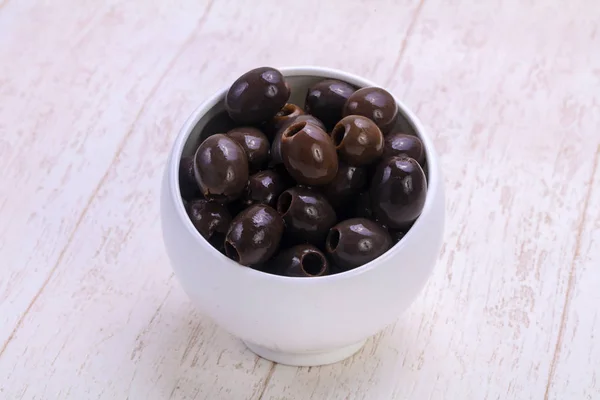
[383,132,425,165]
[226,127,270,171]
[186,199,231,250]
[305,79,357,129]
[273,244,330,277]
[241,169,291,208]
[225,204,284,266]
[179,156,202,200]
[322,162,367,208]
[370,156,427,229]
[277,186,337,245]
[325,218,392,271]
[270,114,325,165]
[343,87,398,134]
[225,67,291,125]
[331,115,384,166]
[264,103,304,138]
[281,121,339,185]
[194,134,249,203]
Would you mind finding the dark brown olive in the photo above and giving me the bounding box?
[305,79,357,129]
[225,204,284,266]
[225,67,291,125]
[322,162,367,208]
[194,134,249,203]
[281,122,338,186]
[370,156,427,229]
[343,87,398,134]
[186,199,231,251]
[383,132,425,165]
[272,244,330,277]
[226,127,270,171]
[179,156,202,201]
[325,218,392,271]
[242,169,291,208]
[270,114,326,165]
[331,115,384,166]
[264,103,304,138]
[277,186,337,245]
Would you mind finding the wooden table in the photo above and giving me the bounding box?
[1,0,599,398]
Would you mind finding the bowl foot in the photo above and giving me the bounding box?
[243,339,367,367]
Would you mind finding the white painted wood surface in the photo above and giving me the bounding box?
[0,0,599,398]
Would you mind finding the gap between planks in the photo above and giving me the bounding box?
[543,144,600,400]
[256,363,277,400]
[0,0,216,359]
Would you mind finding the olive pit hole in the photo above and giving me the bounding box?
[277,191,293,215]
[225,241,240,263]
[327,228,340,252]
[283,122,306,138]
[301,252,325,276]
[331,125,346,146]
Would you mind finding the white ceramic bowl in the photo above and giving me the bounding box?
[161,66,445,366]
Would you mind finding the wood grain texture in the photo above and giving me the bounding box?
[0,0,599,399]
[545,147,600,400]
[0,0,215,348]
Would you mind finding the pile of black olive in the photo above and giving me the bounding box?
[179,67,427,277]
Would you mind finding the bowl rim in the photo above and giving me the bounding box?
[167,65,441,284]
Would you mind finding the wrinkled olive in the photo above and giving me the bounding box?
[343,87,398,134]
[325,218,392,271]
[331,115,384,166]
[194,134,249,203]
[370,156,427,229]
[225,204,284,266]
[226,127,270,171]
[383,132,425,165]
[264,103,304,138]
[186,199,231,251]
[179,156,202,201]
[281,121,338,185]
[305,79,357,129]
[225,67,291,125]
[241,169,291,208]
[272,244,330,277]
[277,186,337,245]
[271,114,326,165]
[322,162,367,208]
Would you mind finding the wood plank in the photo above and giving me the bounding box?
[0,0,213,347]
[260,0,600,398]
[0,0,425,398]
[546,147,600,400]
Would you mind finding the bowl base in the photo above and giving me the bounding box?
[243,339,367,367]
